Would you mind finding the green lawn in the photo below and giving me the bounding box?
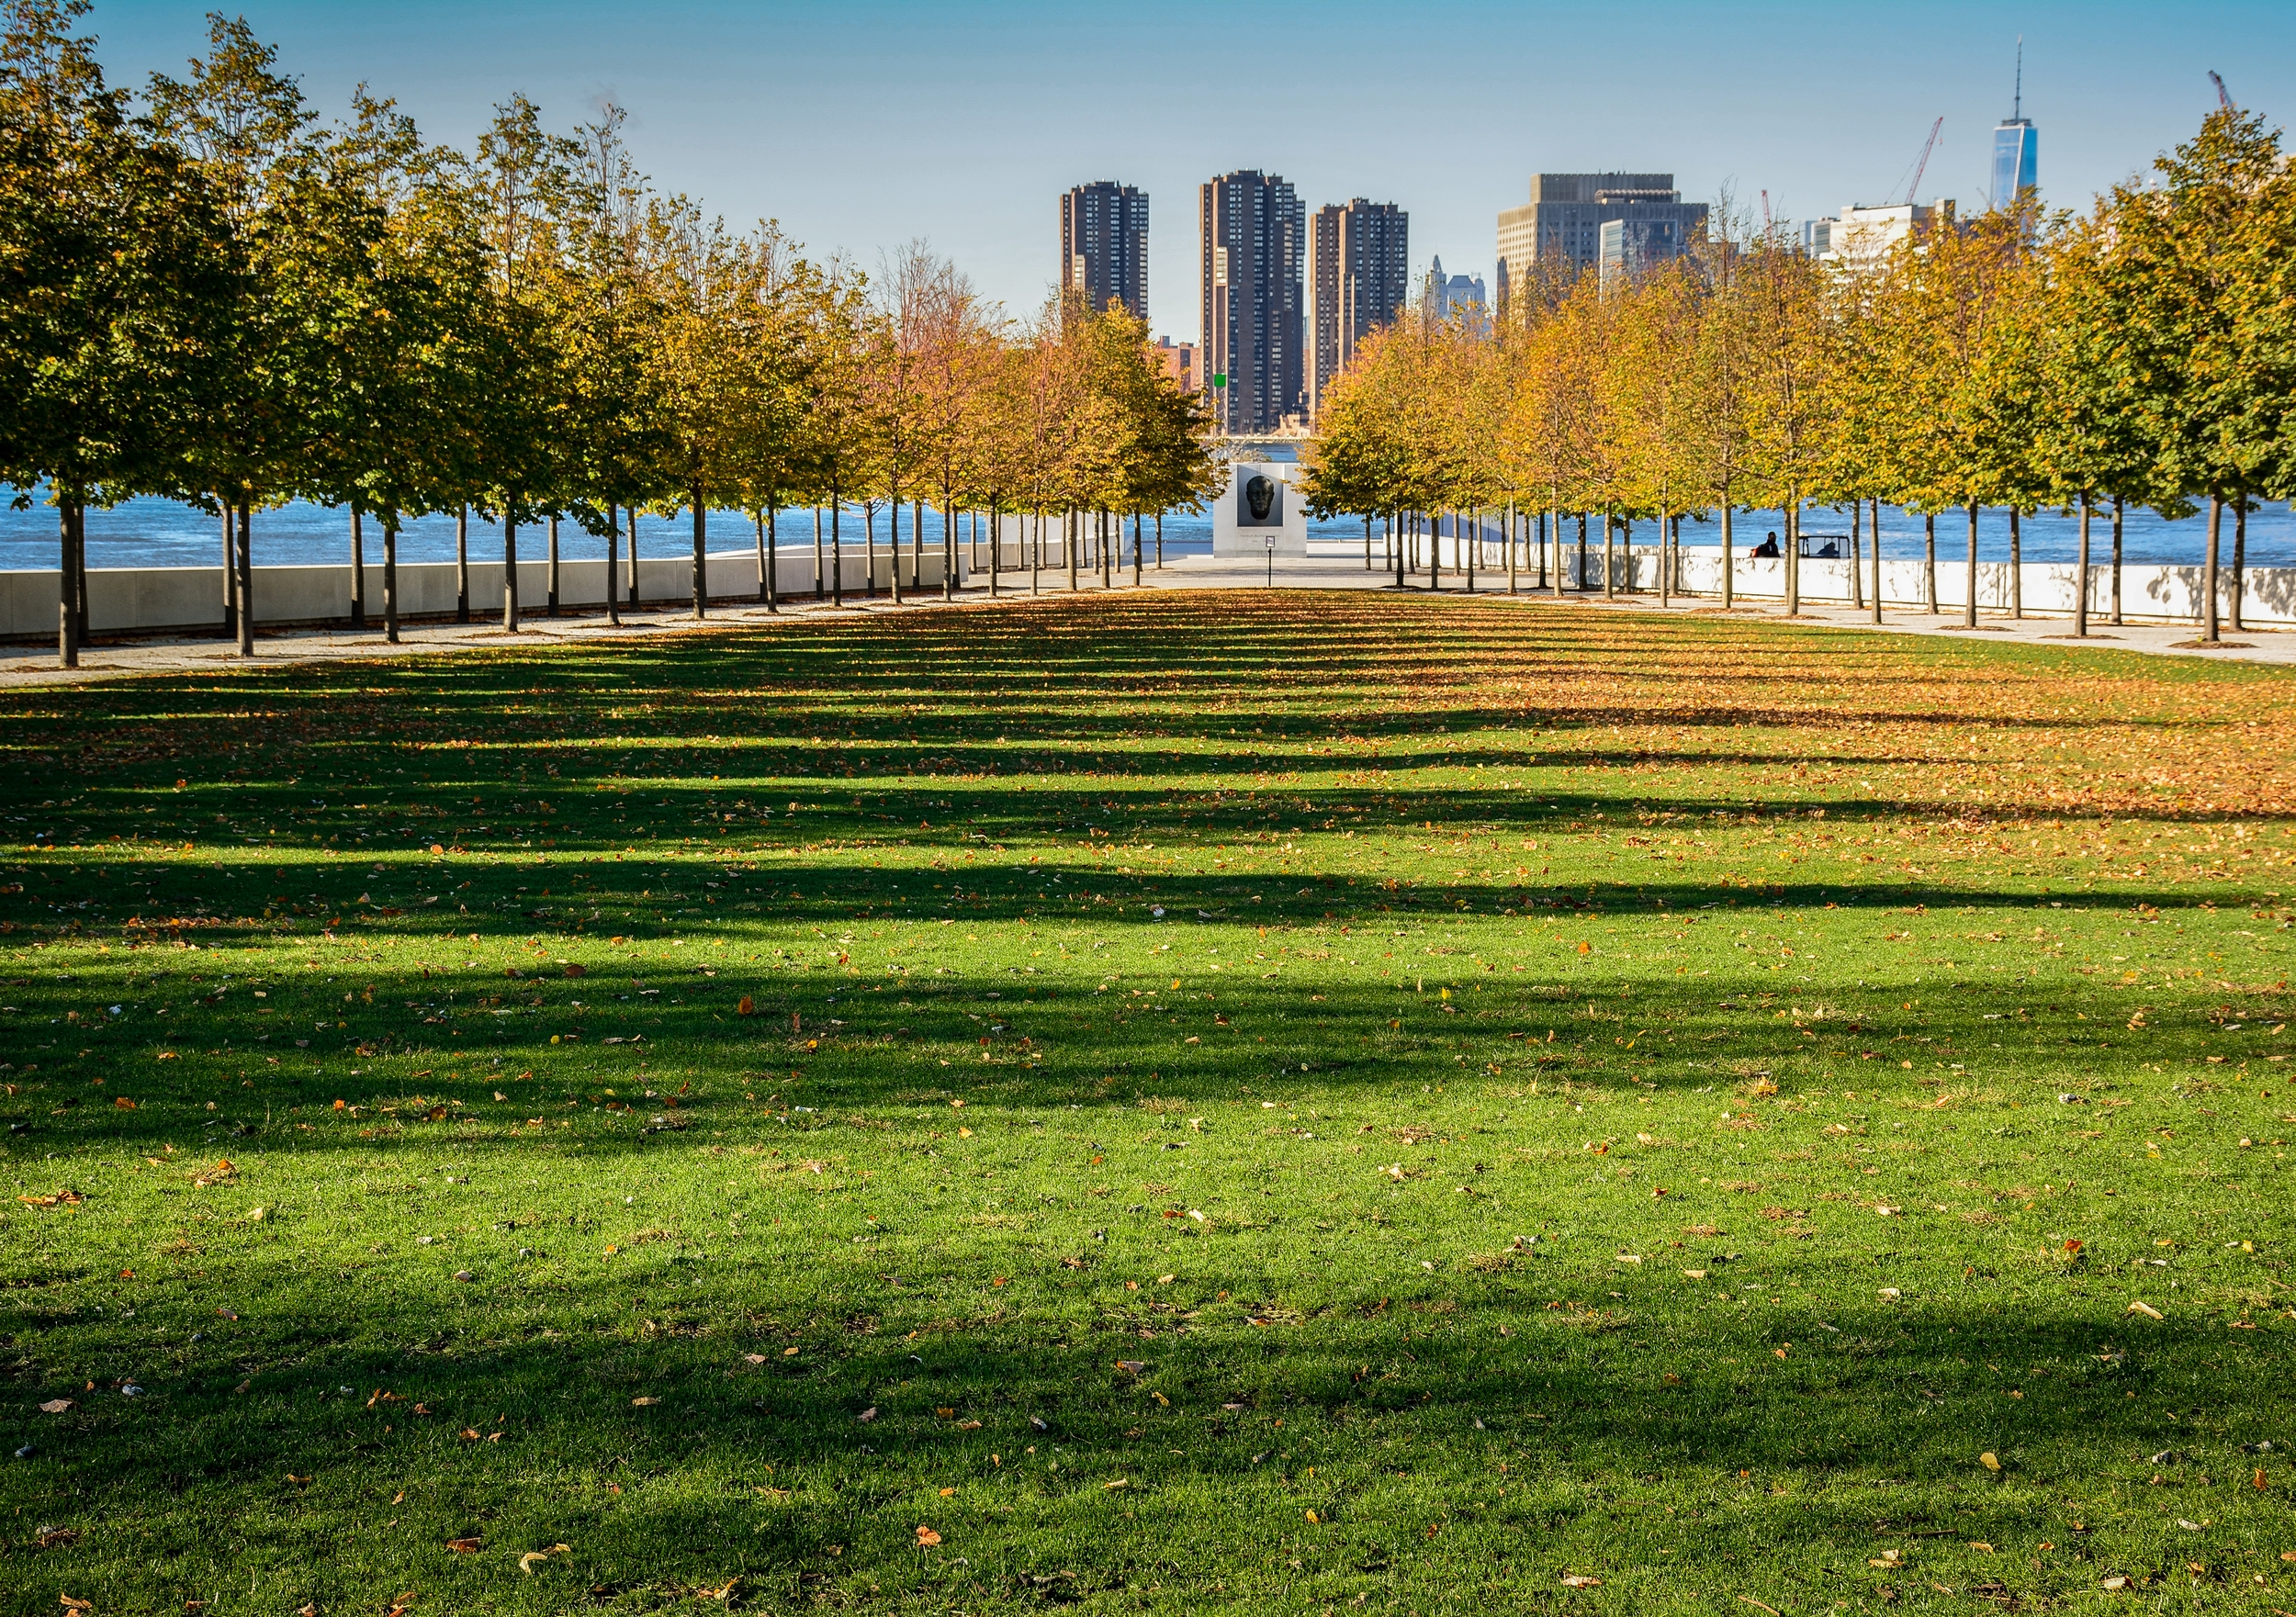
[2,591,2291,1616]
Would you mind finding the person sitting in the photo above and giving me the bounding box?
[1750,533,1782,558]
[1817,540,1840,559]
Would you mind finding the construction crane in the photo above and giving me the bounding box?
[2209,70,2234,109]
[1898,118,1944,207]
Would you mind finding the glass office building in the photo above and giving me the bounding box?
[1991,119,2037,208]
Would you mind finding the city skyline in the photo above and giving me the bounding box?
[73,2,2290,328]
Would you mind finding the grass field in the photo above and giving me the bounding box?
[2,590,2292,1617]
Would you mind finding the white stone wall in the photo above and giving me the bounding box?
[1529,545,2296,625]
[0,546,949,639]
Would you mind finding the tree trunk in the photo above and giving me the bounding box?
[1720,491,1733,609]
[864,500,878,601]
[1428,511,1441,592]
[914,497,927,593]
[236,501,254,657]
[1848,500,1863,609]
[1464,510,1477,594]
[1784,499,1799,616]
[1156,511,1165,569]
[547,515,560,617]
[764,505,779,610]
[2232,487,2250,634]
[691,490,705,619]
[814,504,825,601]
[2202,490,2221,643]
[219,502,235,640]
[1067,509,1078,593]
[1133,511,1142,587]
[945,498,957,601]
[605,501,621,624]
[350,508,366,629]
[626,507,640,603]
[1923,511,1936,613]
[2009,508,2022,619]
[1576,511,1588,594]
[71,498,89,646]
[383,513,400,642]
[503,506,519,634]
[56,498,77,669]
[831,486,843,606]
[888,496,904,606]
[455,504,470,623]
[2110,495,2123,625]
[988,502,1001,598]
[2074,492,2091,638]
[1603,510,1615,601]
[1869,499,1882,623]
[1964,502,1979,628]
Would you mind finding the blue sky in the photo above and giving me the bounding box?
[89,1,2294,342]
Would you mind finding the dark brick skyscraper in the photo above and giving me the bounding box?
[1306,199,1407,419]
[1060,181,1148,322]
[1199,170,1304,434]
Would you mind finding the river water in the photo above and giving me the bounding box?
[3,493,2290,572]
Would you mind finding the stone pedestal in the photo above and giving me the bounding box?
[1210,461,1309,557]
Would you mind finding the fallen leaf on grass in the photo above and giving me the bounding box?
[630,1397,661,1408]
[1980,1453,2000,1471]
[445,1536,482,1553]
[38,1399,73,1414]
[1560,1573,1601,1587]
[517,1544,571,1574]
[857,1407,877,1422]
[915,1526,940,1546]
[1113,1360,1147,1375]
[60,1599,92,1613]
[2127,1300,2164,1319]
[34,1526,80,1549]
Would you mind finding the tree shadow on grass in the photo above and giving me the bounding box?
[0,1236,2270,1613]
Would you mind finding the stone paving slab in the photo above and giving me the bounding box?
[3,554,2287,691]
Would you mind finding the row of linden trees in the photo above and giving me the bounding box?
[0,2,1218,665]
[1303,106,2296,639]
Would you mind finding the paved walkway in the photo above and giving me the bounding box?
[4,551,2289,691]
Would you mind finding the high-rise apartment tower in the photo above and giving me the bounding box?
[1060,181,1149,321]
[1200,170,1305,435]
[1305,199,1407,418]
[1495,174,1707,303]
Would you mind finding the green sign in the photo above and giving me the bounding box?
[1211,373,1226,387]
